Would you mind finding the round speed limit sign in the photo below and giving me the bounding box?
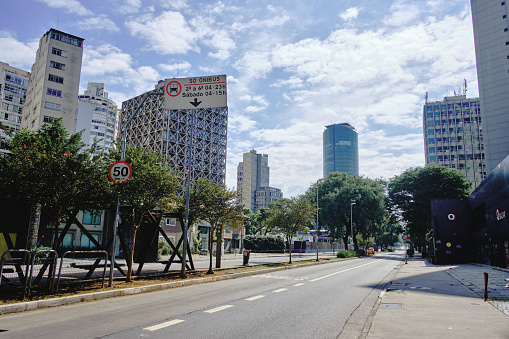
[108,161,132,184]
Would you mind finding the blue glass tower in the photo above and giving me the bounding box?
[323,123,359,177]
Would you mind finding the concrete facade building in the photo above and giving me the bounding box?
[237,149,283,212]
[423,94,486,189]
[323,123,359,177]
[0,62,30,155]
[21,29,83,133]
[77,83,119,152]
[471,1,509,173]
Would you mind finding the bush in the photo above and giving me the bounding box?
[244,235,285,252]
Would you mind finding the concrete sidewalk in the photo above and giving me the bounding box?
[365,255,509,339]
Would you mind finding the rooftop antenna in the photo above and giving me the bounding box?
[425,91,428,104]
[463,79,467,96]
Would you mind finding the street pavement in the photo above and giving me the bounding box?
[3,249,509,338]
[364,253,509,339]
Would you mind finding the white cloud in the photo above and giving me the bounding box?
[125,11,199,55]
[340,7,360,21]
[383,1,420,27]
[36,0,91,16]
[117,0,142,14]
[0,31,38,69]
[81,44,160,95]
[78,14,120,32]
[160,0,189,10]
[158,61,192,76]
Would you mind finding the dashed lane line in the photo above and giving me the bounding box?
[310,260,382,282]
[293,283,305,287]
[204,305,234,313]
[273,288,288,293]
[144,319,185,331]
[245,295,265,301]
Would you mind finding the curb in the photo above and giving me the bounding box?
[0,256,353,315]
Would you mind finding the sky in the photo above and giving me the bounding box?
[0,0,479,198]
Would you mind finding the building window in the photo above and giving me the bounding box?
[43,116,55,123]
[505,28,508,32]
[44,101,60,111]
[49,61,65,71]
[46,87,62,97]
[48,74,64,84]
[51,47,67,58]
[80,233,99,248]
[504,15,507,18]
[82,210,101,225]
[166,218,176,226]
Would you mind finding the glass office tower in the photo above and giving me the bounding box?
[323,123,359,177]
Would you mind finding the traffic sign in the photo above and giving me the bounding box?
[164,75,227,110]
[108,161,132,184]
[403,235,407,240]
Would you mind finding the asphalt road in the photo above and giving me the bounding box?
[0,253,402,339]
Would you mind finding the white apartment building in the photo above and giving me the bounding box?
[0,62,30,155]
[22,29,83,133]
[423,94,485,189]
[77,83,119,152]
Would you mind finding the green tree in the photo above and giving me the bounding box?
[307,173,387,250]
[192,178,245,274]
[244,208,271,235]
[387,165,471,255]
[0,119,109,250]
[107,145,180,281]
[267,197,316,264]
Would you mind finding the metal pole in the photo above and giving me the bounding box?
[181,109,195,278]
[350,202,356,250]
[316,179,323,261]
[109,91,163,287]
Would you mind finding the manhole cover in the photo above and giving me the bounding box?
[379,303,402,309]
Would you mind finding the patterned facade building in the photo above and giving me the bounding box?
[323,123,359,177]
[121,81,228,185]
[423,94,485,189]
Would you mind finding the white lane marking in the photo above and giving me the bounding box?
[144,319,184,331]
[204,305,234,313]
[273,288,287,293]
[310,260,382,282]
[245,295,265,301]
[293,283,305,287]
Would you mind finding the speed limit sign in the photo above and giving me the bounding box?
[108,161,132,184]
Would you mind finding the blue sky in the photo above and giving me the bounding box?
[0,0,478,197]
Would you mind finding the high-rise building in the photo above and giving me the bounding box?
[423,94,485,189]
[471,1,509,173]
[121,81,228,185]
[0,62,30,155]
[21,29,84,133]
[77,83,119,153]
[237,149,283,212]
[323,123,359,177]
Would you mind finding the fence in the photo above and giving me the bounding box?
[0,249,108,295]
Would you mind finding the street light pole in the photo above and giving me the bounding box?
[350,202,356,250]
[316,179,323,261]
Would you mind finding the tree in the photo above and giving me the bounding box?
[267,197,315,263]
[107,145,180,282]
[192,178,245,274]
[244,208,272,235]
[387,165,471,255]
[306,173,387,250]
[0,119,109,250]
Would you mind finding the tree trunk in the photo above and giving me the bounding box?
[207,228,214,274]
[26,203,41,250]
[342,236,348,250]
[288,238,292,264]
[215,226,221,269]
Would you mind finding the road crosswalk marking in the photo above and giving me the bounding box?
[144,319,184,331]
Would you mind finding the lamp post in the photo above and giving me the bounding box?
[316,179,323,261]
[350,202,356,250]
